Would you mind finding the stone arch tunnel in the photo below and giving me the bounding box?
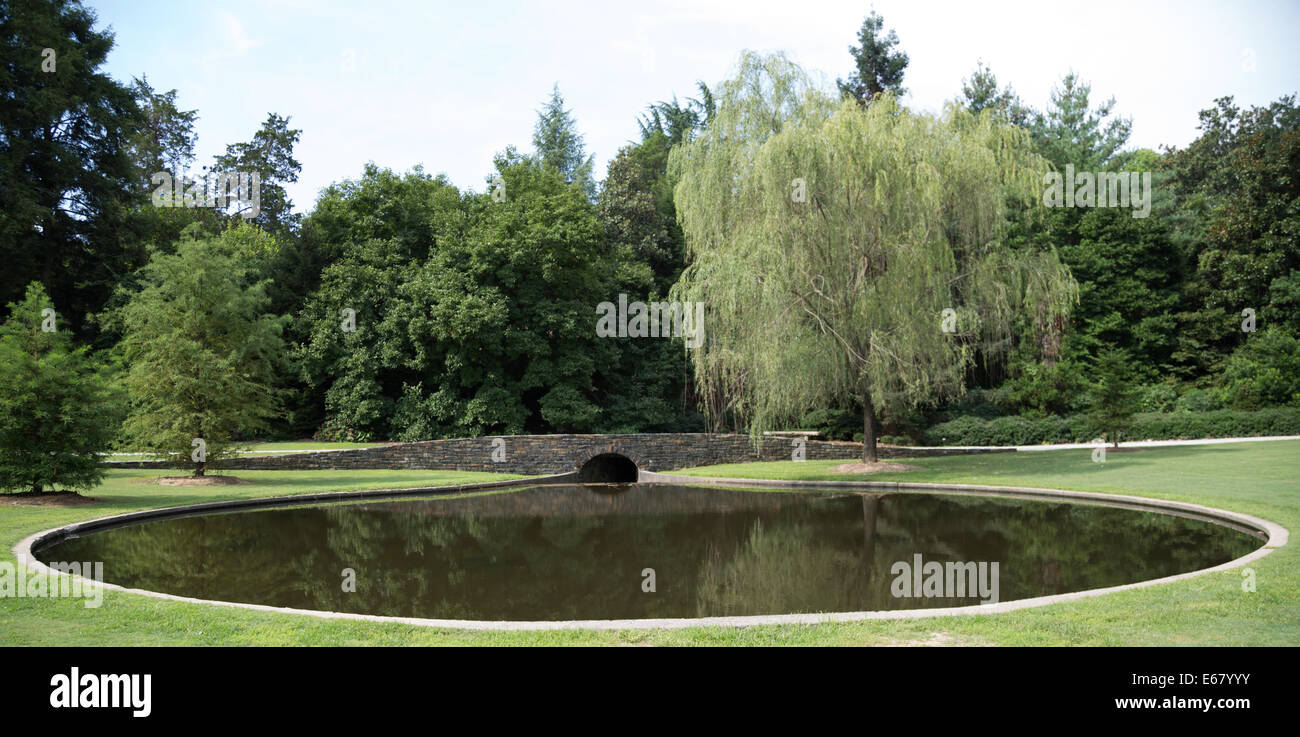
[577,453,640,483]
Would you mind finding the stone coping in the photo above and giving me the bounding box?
[12,472,1287,631]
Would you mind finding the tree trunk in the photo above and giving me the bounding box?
[862,391,878,463]
[193,461,205,477]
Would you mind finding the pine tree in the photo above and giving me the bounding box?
[532,85,596,199]
[0,0,143,342]
[1088,347,1141,447]
[837,11,909,105]
[0,283,113,494]
[959,61,1028,125]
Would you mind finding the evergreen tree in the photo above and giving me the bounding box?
[212,112,303,233]
[532,84,596,199]
[0,0,143,342]
[127,74,199,183]
[959,60,1028,125]
[636,82,715,145]
[836,11,909,104]
[1088,347,1141,447]
[1027,72,1132,171]
[0,282,113,494]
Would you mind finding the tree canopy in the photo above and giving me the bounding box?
[670,52,1076,461]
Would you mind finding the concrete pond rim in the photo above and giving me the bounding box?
[12,469,1288,631]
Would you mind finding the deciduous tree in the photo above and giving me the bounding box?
[670,52,1076,461]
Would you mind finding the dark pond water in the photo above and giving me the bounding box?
[37,484,1262,620]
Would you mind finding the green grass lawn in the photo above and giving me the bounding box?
[2,441,1296,646]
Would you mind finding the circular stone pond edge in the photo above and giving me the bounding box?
[12,471,1288,632]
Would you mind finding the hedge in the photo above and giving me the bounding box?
[921,408,1300,446]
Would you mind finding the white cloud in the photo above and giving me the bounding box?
[218,12,262,57]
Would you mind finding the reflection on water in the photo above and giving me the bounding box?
[37,484,1261,620]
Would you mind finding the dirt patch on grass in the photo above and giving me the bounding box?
[0,491,100,507]
[874,632,994,647]
[134,475,252,486]
[832,461,922,474]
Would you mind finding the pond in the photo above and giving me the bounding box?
[35,483,1263,620]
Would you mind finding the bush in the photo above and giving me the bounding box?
[1003,359,1089,416]
[930,388,1011,423]
[799,408,860,441]
[1216,327,1300,410]
[1174,388,1222,413]
[1138,383,1178,413]
[921,415,990,446]
[923,408,1300,446]
[313,415,376,443]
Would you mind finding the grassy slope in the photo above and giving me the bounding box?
[2,442,1296,646]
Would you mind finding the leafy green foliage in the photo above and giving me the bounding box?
[636,82,714,144]
[798,408,860,441]
[126,74,198,180]
[1002,358,1088,417]
[1216,327,1300,409]
[671,52,1076,461]
[924,408,1300,446]
[1048,204,1185,375]
[110,227,286,474]
[1027,73,1132,171]
[298,157,617,439]
[1165,96,1300,351]
[0,283,114,493]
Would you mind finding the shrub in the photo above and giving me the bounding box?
[922,408,1300,445]
[1174,388,1222,413]
[1003,359,1089,416]
[799,408,860,441]
[313,415,376,443]
[1216,327,1300,410]
[1138,383,1178,413]
[921,415,990,446]
[928,388,1010,423]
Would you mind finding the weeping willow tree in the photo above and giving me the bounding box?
[669,52,1076,462]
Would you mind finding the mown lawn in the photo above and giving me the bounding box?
[2,441,1296,646]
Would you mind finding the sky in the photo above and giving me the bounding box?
[88,0,1300,214]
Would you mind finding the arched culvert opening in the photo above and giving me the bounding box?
[578,453,639,483]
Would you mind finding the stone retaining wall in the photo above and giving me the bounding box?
[105,434,1011,475]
